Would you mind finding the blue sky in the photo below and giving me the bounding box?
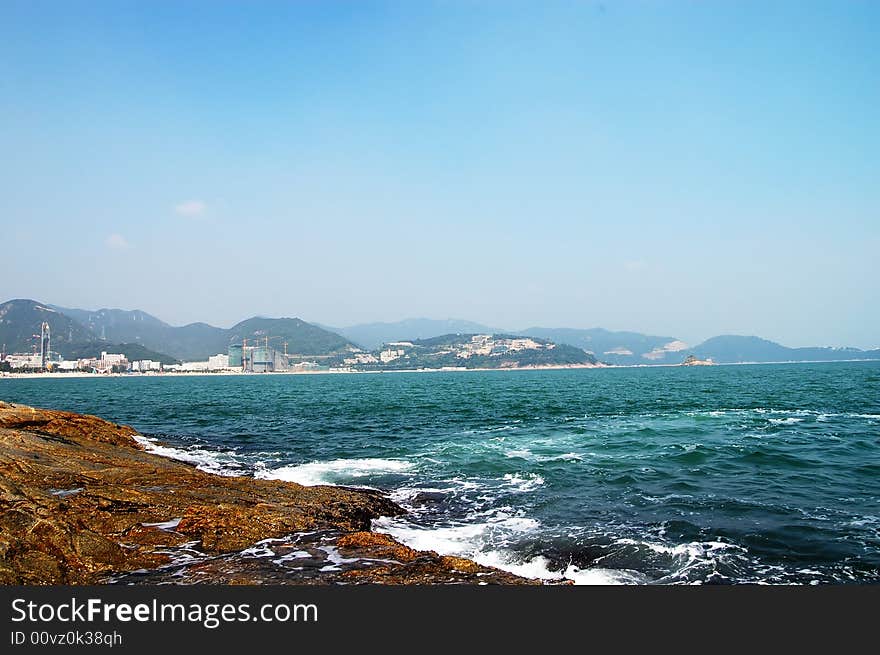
[1,1,878,347]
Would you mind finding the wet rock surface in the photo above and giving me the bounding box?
[109,530,535,585]
[0,401,536,585]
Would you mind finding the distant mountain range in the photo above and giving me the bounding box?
[519,327,687,365]
[2,300,878,366]
[329,319,880,365]
[1,300,358,362]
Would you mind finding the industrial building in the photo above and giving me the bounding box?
[228,338,291,373]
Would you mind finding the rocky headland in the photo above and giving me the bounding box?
[0,401,535,585]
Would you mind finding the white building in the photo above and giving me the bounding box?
[96,352,129,371]
[101,352,127,366]
[291,361,322,371]
[343,353,379,365]
[179,361,209,371]
[132,360,162,372]
[5,354,42,369]
[208,354,229,370]
[380,348,404,363]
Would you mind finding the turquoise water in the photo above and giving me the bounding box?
[4,361,879,584]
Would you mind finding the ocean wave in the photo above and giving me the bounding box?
[254,457,415,486]
[612,537,748,583]
[615,537,745,558]
[374,514,653,585]
[542,452,584,462]
[372,512,540,568]
[476,552,649,585]
[133,435,245,476]
[504,449,583,463]
[502,472,546,492]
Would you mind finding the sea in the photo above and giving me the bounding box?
[3,361,879,585]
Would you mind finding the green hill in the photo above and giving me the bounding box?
[349,333,597,370]
[326,318,502,350]
[691,335,880,364]
[48,305,358,359]
[50,305,228,360]
[228,317,357,356]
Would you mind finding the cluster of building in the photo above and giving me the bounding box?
[2,345,330,375]
[164,354,231,372]
[2,324,333,375]
[337,335,555,369]
[3,353,54,370]
[2,351,144,373]
[343,342,412,366]
[453,335,551,359]
[225,342,328,373]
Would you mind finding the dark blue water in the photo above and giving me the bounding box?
[3,361,879,584]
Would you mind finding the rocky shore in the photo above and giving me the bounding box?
[0,401,535,585]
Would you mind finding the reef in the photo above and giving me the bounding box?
[0,401,535,585]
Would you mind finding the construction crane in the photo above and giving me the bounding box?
[264,335,286,349]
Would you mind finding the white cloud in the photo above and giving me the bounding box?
[105,233,130,250]
[174,200,207,217]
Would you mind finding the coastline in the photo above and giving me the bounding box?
[0,362,607,380]
[0,401,537,585]
[3,358,880,381]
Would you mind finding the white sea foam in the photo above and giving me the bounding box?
[239,539,285,558]
[316,545,363,572]
[133,435,243,476]
[613,537,747,582]
[502,472,545,492]
[373,514,540,559]
[388,486,450,504]
[374,515,648,585]
[542,452,583,462]
[141,518,182,531]
[562,565,649,585]
[255,458,415,486]
[616,537,744,559]
[472,552,642,584]
[479,552,634,584]
[271,550,316,566]
[50,487,84,497]
[505,449,583,463]
[769,417,804,425]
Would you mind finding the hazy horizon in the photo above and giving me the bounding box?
[0,296,871,351]
[3,2,878,349]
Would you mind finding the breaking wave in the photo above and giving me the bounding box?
[255,458,416,486]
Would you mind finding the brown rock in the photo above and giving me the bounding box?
[336,531,422,562]
[0,401,537,585]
